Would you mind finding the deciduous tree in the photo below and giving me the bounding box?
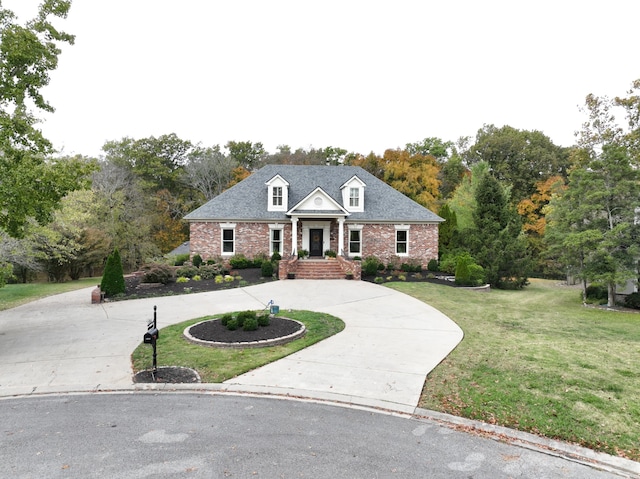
[382,149,440,211]
[468,125,569,204]
[0,1,88,238]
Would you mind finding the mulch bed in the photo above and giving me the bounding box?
[120,268,273,300]
[188,316,301,343]
[133,366,200,383]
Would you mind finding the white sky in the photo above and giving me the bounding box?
[6,0,640,158]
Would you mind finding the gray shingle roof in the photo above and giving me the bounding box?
[184,165,443,223]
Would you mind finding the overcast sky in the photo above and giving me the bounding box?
[7,0,640,158]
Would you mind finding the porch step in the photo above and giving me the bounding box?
[295,259,344,279]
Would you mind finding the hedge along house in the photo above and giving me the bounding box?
[184,165,443,280]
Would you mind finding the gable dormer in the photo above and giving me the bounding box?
[265,174,289,212]
[340,175,366,213]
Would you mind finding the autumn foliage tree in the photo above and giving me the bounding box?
[381,149,441,211]
[517,175,566,276]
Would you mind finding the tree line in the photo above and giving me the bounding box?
[1,2,639,307]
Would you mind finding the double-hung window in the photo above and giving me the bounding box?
[349,230,361,255]
[395,226,409,255]
[270,227,283,256]
[221,226,235,254]
[272,186,283,207]
[349,188,359,208]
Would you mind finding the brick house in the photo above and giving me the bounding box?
[184,165,443,279]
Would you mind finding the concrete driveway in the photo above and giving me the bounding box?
[0,280,463,412]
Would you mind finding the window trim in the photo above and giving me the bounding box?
[395,224,409,256]
[272,186,283,206]
[269,224,284,256]
[220,223,236,256]
[349,187,359,208]
[348,224,363,256]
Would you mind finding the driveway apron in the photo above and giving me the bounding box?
[0,280,463,412]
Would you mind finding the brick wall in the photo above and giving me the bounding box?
[189,222,292,261]
[354,223,438,268]
[190,220,438,268]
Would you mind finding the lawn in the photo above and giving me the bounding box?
[0,277,100,311]
[131,310,345,382]
[388,278,640,460]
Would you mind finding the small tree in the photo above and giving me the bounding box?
[101,248,125,296]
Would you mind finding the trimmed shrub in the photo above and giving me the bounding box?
[192,275,201,281]
[243,317,259,331]
[374,276,384,284]
[174,253,190,266]
[226,319,238,330]
[362,256,381,276]
[176,276,190,283]
[101,249,126,296]
[252,253,269,268]
[199,264,223,280]
[257,313,270,327]
[214,275,223,284]
[221,313,233,326]
[261,260,274,278]
[236,310,256,327]
[176,265,198,278]
[427,258,439,272]
[271,251,281,261]
[229,254,252,269]
[324,249,337,258]
[192,254,203,268]
[141,263,174,284]
[401,259,422,273]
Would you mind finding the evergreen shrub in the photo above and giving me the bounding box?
[257,313,270,327]
[261,260,274,277]
[174,253,190,266]
[243,317,258,331]
[176,265,198,278]
[229,254,252,269]
[101,249,126,296]
[362,256,381,276]
[141,263,174,284]
[221,313,232,326]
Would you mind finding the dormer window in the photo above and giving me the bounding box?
[341,175,366,213]
[266,174,289,212]
[273,186,283,206]
[349,188,359,207]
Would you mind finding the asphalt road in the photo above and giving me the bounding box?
[0,393,627,479]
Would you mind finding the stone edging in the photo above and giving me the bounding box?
[183,317,306,349]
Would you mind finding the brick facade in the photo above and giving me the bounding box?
[355,223,439,267]
[190,219,439,269]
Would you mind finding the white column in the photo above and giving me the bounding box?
[338,217,345,256]
[291,217,298,256]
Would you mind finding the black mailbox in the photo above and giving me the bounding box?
[144,328,159,344]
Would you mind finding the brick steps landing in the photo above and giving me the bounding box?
[295,259,344,279]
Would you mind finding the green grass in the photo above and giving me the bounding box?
[131,310,345,382]
[0,277,101,311]
[387,279,640,460]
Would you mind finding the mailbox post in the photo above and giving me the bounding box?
[143,305,159,380]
